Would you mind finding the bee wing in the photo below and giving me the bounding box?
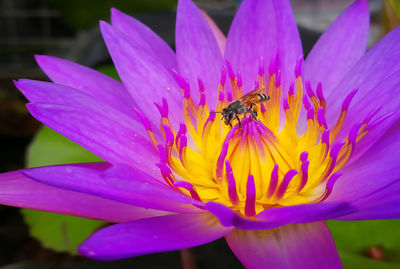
[239,88,264,106]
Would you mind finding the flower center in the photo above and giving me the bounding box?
[135,55,379,217]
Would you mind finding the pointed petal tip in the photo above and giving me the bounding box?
[110,6,120,14]
[177,0,192,10]
[13,79,33,93]
[34,54,56,73]
[178,0,190,5]
[352,0,369,15]
[347,0,369,15]
[99,20,111,31]
[25,103,37,114]
[13,79,20,88]
[34,54,48,64]
[357,0,369,6]
[99,20,116,41]
[110,7,127,24]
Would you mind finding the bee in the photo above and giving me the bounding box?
[213,88,270,127]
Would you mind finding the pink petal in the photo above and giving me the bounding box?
[336,180,400,221]
[79,213,232,260]
[334,70,400,163]
[226,222,341,269]
[327,129,400,220]
[176,0,224,108]
[23,163,203,214]
[206,201,353,230]
[304,0,369,95]
[110,8,177,70]
[35,55,135,117]
[15,79,149,137]
[326,26,400,132]
[0,168,166,223]
[100,21,182,128]
[27,103,158,173]
[201,10,226,55]
[225,0,302,92]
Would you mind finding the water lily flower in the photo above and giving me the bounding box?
[1,0,400,267]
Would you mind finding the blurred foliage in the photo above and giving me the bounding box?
[338,250,400,269]
[22,209,103,254]
[328,220,400,254]
[96,65,120,81]
[26,126,102,168]
[383,0,400,34]
[46,0,177,30]
[389,0,400,19]
[328,220,400,267]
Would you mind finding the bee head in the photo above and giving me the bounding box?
[221,108,235,125]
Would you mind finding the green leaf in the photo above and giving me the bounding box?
[96,65,120,81]
[26,126,102,167]
[338,250,400,269]
[328,220,400,268]
[24,126,105,254]
[22,209,103,254]
[389,0,400,19]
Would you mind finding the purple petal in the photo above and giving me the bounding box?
[225,0,302,92]
[304,0,369,94]
[22,163,203,214]
[201,10,226,55]
[100,21,182,128]
[325,26,400,144]
[15,79,150,137]
[175,0,224,108]
[0,167,166,222]
[78,213,232,260]
[326,129,400,220]
[35,55,135,117]
[110,8,177,70]
[272,0,303,92]
[327,25,400,103]
[257,202,354,223]
[337,179,400,220]
[332,70,400,163]
[226,222,341,269]
[26,103,158,172]
[205,201,353,230]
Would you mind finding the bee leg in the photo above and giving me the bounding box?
[250,103,258,117]
[236,116,242,128]
[248,108,259,121]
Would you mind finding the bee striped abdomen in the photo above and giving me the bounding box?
[258,93,270,102]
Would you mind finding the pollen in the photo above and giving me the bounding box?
[135,55,382,217]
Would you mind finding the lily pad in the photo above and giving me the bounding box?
[22,209,103,254]
[26,126,102,168]
[328,220,400,267]
[389,0,400,19]
[23,126,104,254]
[338,250,400,269]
